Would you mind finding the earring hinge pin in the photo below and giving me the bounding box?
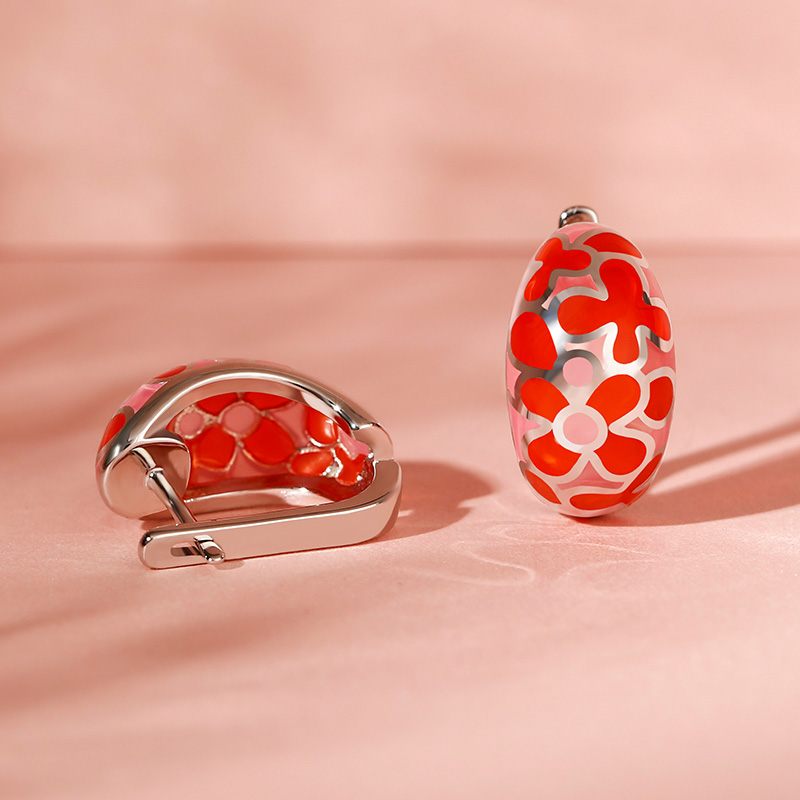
[130,447,226,563]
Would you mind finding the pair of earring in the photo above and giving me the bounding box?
[97,206,675,569]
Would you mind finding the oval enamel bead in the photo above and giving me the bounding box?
[506,212,675,517]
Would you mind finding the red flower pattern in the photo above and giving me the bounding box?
[167,391,367,490]
[522,374,647,478]
[524,237,591,302]
[509,312,557,370]
[558,260,671,364]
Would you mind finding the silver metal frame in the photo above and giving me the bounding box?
[97,360,402,569]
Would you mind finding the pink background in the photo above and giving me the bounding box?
[3,1,800,248]
[3,3,800,799]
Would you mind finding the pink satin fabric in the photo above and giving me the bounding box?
[2,1,800,248]
[3,252,800,798]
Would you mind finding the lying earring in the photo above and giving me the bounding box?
[506,207,675,517]
[96,359,402,568]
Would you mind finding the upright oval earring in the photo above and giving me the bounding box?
[506,207,675,517]
[96,359,402,568]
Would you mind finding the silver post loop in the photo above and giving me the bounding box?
[559,206,599,228]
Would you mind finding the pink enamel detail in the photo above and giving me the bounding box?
[506,355,521,396]
[562,357,594,387]
[122,382,165,413]
[177,411,204,438]
[508,402,540,461]
[561,222,600,243]
[642,337,676,375]
[221,402,260,435]
[562,412,599,446]
[551,274,599,296]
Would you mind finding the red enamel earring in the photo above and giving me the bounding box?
[96,359,402,568]
[506,207,675,517]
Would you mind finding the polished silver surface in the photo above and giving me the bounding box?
[97,360,402,569]
[139,459,401,568]
[558,206,599,227]
[194,535,226,563]
[131,446,195,524]
[132,445,228,563]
